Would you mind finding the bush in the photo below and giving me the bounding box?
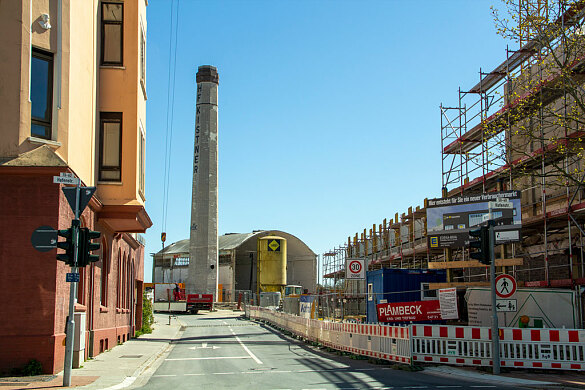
[9,359,43,377]
[135,291,154,338]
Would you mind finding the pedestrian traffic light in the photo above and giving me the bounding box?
[469,225,491,265]
[78,227,101,267]
[57,227,75,266]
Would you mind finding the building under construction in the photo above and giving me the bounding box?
[323,1,585,319]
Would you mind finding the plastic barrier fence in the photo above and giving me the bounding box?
[249,307,585,371]
[249,306,411,364]
[411,324,585,370]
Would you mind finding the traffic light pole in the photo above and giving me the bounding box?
[488,220,501,374]
[63,184,81,387]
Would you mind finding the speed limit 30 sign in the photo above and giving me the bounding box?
[346,258,365,280]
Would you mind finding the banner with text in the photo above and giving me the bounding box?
[376,300,442,323]
[426,190,522,249]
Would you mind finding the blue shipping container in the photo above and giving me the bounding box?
[366,268,446,323]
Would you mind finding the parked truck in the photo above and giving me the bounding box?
[147,283,213,314]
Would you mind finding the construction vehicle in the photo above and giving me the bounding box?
[146,283,212,314]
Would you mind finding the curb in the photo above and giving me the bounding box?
[424,366,561,388]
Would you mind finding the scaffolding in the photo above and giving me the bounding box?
[439,0,585,286]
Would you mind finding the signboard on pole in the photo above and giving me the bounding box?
[496,299,517,312]
[426,190,521,249]
[495,274,517,298]
[439,287,459,320]
[376,300,442,322]
[53,176,80,185]
[345,258,365,280]
[31,225,57,252]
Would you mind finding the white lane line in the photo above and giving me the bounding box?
[271,370,292,373]
[152,374,177,377]
[242,371,264,374]
[229,326,263,365]
[298,369,317,372]
[213,372,235,375]
[165,356,251,361]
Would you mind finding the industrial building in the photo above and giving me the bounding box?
[153,230,317,301]
[0,0,151,373]
[322,1,585,325]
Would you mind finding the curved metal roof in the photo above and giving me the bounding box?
[155,230,315,257]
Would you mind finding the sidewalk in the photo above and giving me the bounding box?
[426,365,585,389]
[0,314,183,390]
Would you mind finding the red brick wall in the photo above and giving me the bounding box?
[0,172,60,373]
[0,170,146,374]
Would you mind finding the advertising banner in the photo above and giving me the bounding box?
[376,300,441,323]
[345,258,365,280]
[426,190,522,249]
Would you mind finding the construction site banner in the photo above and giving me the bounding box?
[426,190,521,249]
[376,300,442,323]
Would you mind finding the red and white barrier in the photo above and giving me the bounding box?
[411,324,585,370]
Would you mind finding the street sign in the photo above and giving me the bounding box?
[496,299,517,312]
[60,172,74,178]
[53,176,80,185]
[66,273,80,282]
[62,186,96,215]
[31,225,57,252]
[346,258,365,280]
[495,274,517,298]
[488,200,513,209]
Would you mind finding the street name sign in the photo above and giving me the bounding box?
[53,176,80,185]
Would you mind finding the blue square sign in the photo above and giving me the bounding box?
[66,273,80,283]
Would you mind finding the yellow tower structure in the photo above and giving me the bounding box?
[257,236,287,294]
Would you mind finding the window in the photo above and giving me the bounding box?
[139,126,145,195]
[140,22,146,86]
[31,48,53,139]
[101,2,123,66]
[100,238,109,307]
[99,112,122,181]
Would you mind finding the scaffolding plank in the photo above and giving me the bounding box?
[427,258,524,269]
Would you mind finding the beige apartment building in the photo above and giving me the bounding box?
[0,0,152,374]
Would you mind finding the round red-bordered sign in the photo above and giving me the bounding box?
[348,260,362,274]
[495,274,517,298]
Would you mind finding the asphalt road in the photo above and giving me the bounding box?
[137,311,518,390]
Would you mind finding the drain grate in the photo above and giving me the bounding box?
[120,355,143,358]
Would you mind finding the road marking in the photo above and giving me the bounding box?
[229,327,263,365]
[242,371,264,374]
[152,374,176,377]
[271,370,292,373]
[212,372,235,375]
[165,356,251,361]
[298,369,317,372]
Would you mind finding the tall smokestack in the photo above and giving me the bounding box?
[188,65,219,300]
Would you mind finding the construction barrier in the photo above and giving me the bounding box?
[412,324,585,371]
[249,307,585,371]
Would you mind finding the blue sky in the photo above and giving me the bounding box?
[143,0,512,282]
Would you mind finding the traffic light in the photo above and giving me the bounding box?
[78,227,101,267]
[469,225,491,265]
[57,227,75,266]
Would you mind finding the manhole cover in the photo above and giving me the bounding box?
[120,355,143,358]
